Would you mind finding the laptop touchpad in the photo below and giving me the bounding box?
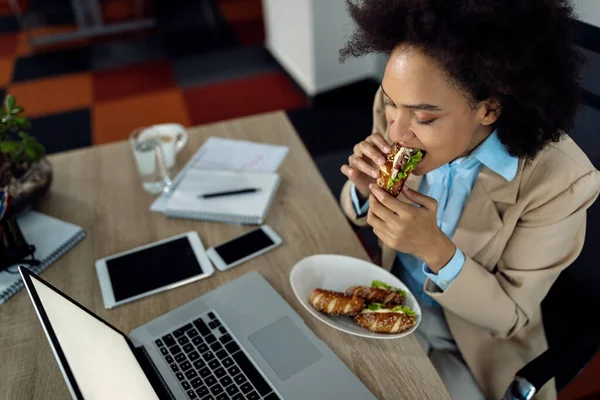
[248,316,323,381]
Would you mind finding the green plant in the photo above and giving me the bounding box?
[0,95,45,163]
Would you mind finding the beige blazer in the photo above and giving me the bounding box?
[340,88,600,400]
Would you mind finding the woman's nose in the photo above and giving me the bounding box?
[388,118,415,143]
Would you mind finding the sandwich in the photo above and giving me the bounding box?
[376,143,423,196]
[309,288,365,316]
[345,280,406,307]
[353,303,417,334]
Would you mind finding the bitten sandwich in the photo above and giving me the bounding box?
[309,288,365,316]
[345,280,406,307]
[376,143,423,196]
[353,303,417,334]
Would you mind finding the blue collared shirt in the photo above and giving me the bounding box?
[351,130,518,307]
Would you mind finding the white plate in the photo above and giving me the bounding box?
[290,254,421,339]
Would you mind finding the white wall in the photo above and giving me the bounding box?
[262,0,315,94]
[263,0,383,95]
[264,0,599,95]
[372,53,388,80]
[312,0,381,92]
[575,0,600,27]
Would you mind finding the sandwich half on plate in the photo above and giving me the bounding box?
[353,303,417,334]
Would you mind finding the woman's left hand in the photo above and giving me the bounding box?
[367,184,456,273]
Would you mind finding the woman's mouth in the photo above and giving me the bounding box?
[396,143,426,157]
[414,149,428,175]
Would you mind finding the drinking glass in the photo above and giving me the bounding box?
[129,127,172,194]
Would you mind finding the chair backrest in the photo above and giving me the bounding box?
[540,20,600,390]
[561,20,600,301]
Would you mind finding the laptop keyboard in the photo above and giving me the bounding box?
[154,310,281,400]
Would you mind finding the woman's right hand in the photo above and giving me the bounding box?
[341,132,391,199]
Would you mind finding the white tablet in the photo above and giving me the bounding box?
[95,232,214,309]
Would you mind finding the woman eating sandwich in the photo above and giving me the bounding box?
[338,1,600,399]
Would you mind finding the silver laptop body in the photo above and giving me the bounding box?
[20,267,375,400]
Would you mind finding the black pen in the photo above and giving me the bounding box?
[198,188,261,199]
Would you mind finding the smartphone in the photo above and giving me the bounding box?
[95,232,214,309]
[206,225,282,271]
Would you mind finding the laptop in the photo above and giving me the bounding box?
[19,267,375,400]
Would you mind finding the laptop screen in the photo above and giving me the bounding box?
[25,272,159,400]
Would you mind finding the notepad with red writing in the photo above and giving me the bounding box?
[164,169,280,225]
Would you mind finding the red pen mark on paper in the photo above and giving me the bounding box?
[237,155,264,171]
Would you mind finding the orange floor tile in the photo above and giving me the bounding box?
[183,71,307,126]
[8,73,92,117]
[93,88,191,144]
[559,353,600,400]
[0,56,14,86]
[0,33,18,56]
[102,0,153,23]
[231,19,265,46]
[0,0,27,17]
[218,0,263,24]
[93,59,176,102]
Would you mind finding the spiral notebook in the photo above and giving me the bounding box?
[0,211,86,304]
[164,169,280,224]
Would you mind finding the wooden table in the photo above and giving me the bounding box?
[0,112,451,400]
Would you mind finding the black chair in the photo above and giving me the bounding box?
[503,238,600,399]
[504,45,600,397]
[504,165,600,399]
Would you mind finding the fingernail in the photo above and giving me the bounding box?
[371,170,378,178]
[369,184,374,190]
[377,157,385,165]
[384,145,391,152]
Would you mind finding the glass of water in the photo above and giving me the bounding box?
[130,127,173,194]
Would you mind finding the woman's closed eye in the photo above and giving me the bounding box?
[384,97,438,125]
[416,118,437,126]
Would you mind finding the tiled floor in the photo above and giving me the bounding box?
[0,0,307,154]
[0,0,377,159]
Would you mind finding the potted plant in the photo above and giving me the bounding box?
[0,94,51,270]
[0,94,51,214]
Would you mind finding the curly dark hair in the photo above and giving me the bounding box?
[340,0,583,159]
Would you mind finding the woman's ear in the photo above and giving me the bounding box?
[480,98,502,126]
